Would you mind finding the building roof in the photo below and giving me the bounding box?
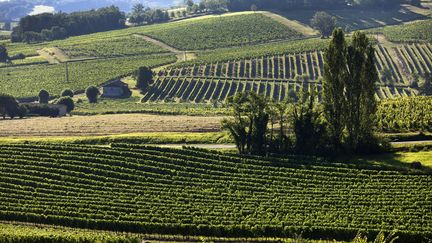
[103,79,128,88]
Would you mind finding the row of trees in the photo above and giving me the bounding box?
[222,30,380,155]
[129,4,170,25]
[225,0,403,11]
[11,6,126,43]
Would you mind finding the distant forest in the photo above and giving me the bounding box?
[11,6,125,43]
[226,0,404,11]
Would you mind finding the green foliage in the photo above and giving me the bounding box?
[222,92,269,154]
[0,143,430,240]
[59,36,169,58]
[377,96,432,132]
[140,13,303,50]
[38,89,49,104]
[12,6,125,43]
[310,12,336,37]
[56,96,75,113]
[370,19,432,42]
[0,44,8,62]
[0,93,18,119]
[86,86,100,103]
[136,66,153,91]
[0,55,176,98]
[0,223,142,243]
[323,29,379,152]
[292,92,327,154]
[323,28,346,149]
[129,4,169,24]
[61,89,74,97]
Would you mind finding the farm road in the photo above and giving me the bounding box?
[133,34,196,62]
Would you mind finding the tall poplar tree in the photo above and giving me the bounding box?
[323,30,379,152]
[345,32,378,151]
[323,28,346,149]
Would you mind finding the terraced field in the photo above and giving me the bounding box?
[143,43,432,102]
[0,144,430,241]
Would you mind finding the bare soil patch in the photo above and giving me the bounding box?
[0,114,222,137]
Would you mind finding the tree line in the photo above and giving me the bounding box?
[11,6,126,43]
[225,0,404,11]
[222,30,381,155]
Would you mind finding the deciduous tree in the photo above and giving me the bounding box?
[311,12,336,38]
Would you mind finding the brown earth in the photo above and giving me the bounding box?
[0,114,222,137]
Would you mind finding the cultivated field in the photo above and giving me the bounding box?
[141,43,432,102]
[0,144,430,241]
[0,114,222,137]
[369,19,432,42]
[137,13,304,50]
[0,55,175,98]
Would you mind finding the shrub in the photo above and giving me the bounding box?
[136,66,153,91]
[24,104,59,117]
[38,90,50,104]
[61,89,74,98]
[0,93,18,119]
[17,104,28,119]
[56,97,75,113]
[86,86,100,103]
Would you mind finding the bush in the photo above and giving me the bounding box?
[17,104,28,119]
[56,97,75,113]
[136,66,153,91]
[9,53,25,60]
[0,93,18,119]
[61,89,74,98]
[24,104,59,117]
[86,86,100,103]
[38,90,50,104]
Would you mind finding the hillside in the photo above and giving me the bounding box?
[0,143,431,241]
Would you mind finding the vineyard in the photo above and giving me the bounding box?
[142,77,417,103]
[377,96,432,132]
[57,35,169,58]
[0,54,176,98]
[137,13,304,50]
[0,223,142,243]
[0,143,430,241]
[370,19,432,43]
[143,43,432,102]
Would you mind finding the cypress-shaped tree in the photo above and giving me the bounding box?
[323,28,346,149]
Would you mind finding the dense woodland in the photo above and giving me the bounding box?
[11,6,126,43]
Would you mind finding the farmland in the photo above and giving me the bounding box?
[57,35,169,58]
[143,43,432,103]
[278,5,430,32]
[0,143,430,241]
[377,96,432,132]
[0,223,143,243]
[0,54,176,98]
[0,114,222,137]
[0,3,432,242]
[369,19,432,43]
[142,77,417,103]
[137,13,305,50]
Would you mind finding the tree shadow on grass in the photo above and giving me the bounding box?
[333,152,432,174]
[276,5,429,31]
